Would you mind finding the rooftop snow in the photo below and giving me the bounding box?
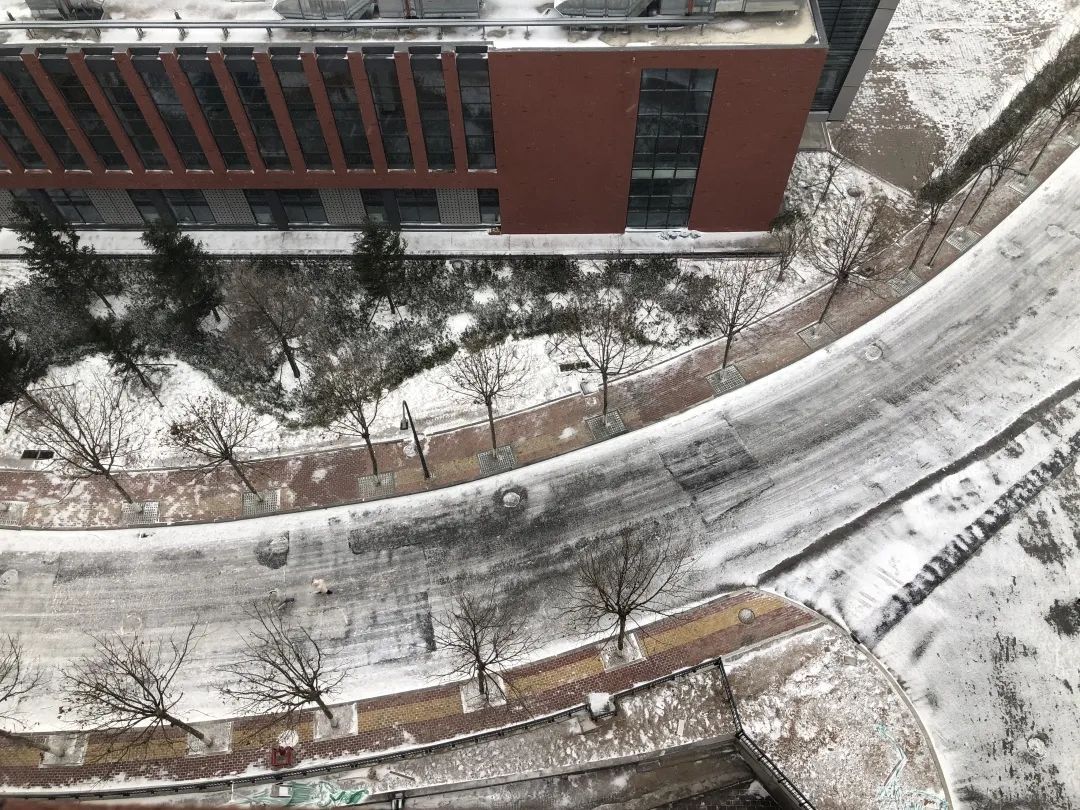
[0,0,820,50]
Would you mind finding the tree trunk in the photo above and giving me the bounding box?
[967,182,996,225]
[363,432,379,476]
[721,331,734,368]
[103,470,134,503]
[929,168,984,265]
[1029,117,1064,172]
[477,665,487,697]
[907,210,939,270]
[600,369,610,415]
[281,338,301,380]
[211,306,222,323]
[616,614,627,652]
[127,357,163,408]
[315,696,337,727]
[165,714,210,745]
[91,287,115,313]
[0,727,55,755]
[817,278,842,325]
[485,399,498,451]
[386,289,397,316]
[228,457,259,495]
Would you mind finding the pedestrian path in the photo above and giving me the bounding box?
[0,590,814,793]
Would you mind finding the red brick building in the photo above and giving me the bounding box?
[0,1,827,234]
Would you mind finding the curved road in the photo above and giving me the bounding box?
[4,152,1080,806]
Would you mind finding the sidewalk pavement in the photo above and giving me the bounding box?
[1,133,1076,530]
[0,590,815,792]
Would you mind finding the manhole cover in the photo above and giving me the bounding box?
[846,186,864,197]
[0,569,18,588]
[502,491,521,508]
[738,608,756,624]
[864,343,883,361]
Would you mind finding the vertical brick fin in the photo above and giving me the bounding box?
[204,189,256,226]
[21,53,105,174]
[68,52,144,175]
[161,52,227,175]
[301,52,347,175]
[114,52,186,175]
[347,52,388,174]
[436,188,480,225]
[0,135,23,175]
[441,51,468,174]
[86,189,143,226]
[208,52,265,174]
[395,50,428,174]
[320,188,366,225]
[254,52,305,174]
[0,73,59,173]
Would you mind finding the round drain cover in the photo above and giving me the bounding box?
[738,608,756,625]
[502,491,522,508]
[865,343,883,361]
[0,569,18,588]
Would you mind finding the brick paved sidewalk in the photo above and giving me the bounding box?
[1,134,1075,529]
[0,590,817,792]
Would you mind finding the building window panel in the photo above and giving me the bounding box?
[271,55,331,170]
[131,56,209,170]
[179,54,250,170]
[46,188,103,224]
[224,55,291,170]
[278,189,327,224]
[395,189,439,223]
[0,57,86,170]
[478,188,499,224]
[316,54,372,170]
[365,55,413,170]
[243,189,278,225]
[0,98,44,168]
[361,189,387,222]
[411,54,454,171]
[87,56,169,170]
[456,54,495,170]
[129,189,165,223]
[163,189,215,224]
[39,57,126,170]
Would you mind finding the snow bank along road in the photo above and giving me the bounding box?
[3,149,1080,806]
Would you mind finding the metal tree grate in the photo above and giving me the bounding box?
[887,270,923,297]
[242,489,281,517]
[121,501,159,526]
[1007,174,1037,196]
[477,446,517,476]
[706,366,746,396]
[586,409,627,441]
[357,472,396,500]
[0,502,26,527]
[946,226,980,252]
[796,321,838,350]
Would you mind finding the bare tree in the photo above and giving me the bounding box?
[770,207,809,283]
[808,195,894,324]
[433,588,533,702]
[557,286,655,416]
[307,339,390,477]
[1030,75,1080,171]
[60,624,211,758]
[967,127,1036,224]
[16,377,143,503]
[446,343,531,452]
[812,152,844,216]
[219,600,344,725]
[699,260,780,369]
[227,258,312,380]
[0,635,55,755]
[165,395,262,495]
[564,522,696,654]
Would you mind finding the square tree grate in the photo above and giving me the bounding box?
[0,502,26,528]
[1007,173,1037,196]
[705,366,746,396]
[242,489,281,517]
[357,472,395,500]
[586,409,627,441]
[478,445,517,476]
[888,270,923,297]
[796,321,838,351]
[946,226,980,252]
[121,501,159,526]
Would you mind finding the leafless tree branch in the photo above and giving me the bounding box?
[165,394,262,495]
[446,343,531,451]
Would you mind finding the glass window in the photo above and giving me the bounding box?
[814,0,879,112]
[0,56,86,170]
[129,189,165,223]
[87,56,169,170]
[224,54,291,170]
[0,97,44,169]
[395,189,439,223]
[131,55,209,170]
[361,189,386,223]
[39,56,126,170]
[179,53,250,170]
[317,53,373,171]
[243,189,278,226]
[478,188,499,225]
[364,54,413,170]
[456,55,495,170]
[278,189,327,224]
[271,53,331,170]
[163,189,215,224]
[626,68,715,229]
[411,53,454,171]
[46,189,103,224]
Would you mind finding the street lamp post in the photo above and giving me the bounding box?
[399,399,431,479]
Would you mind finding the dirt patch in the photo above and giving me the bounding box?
[1045,597,1080,636]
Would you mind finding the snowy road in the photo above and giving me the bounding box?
[4,152,1080,806]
